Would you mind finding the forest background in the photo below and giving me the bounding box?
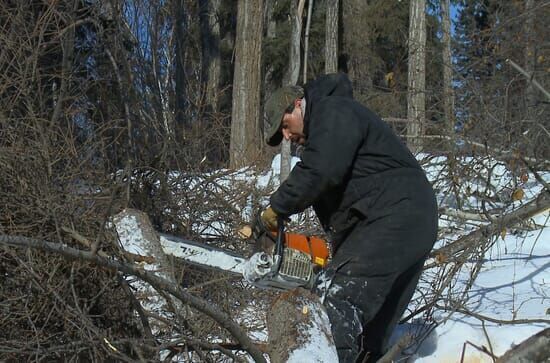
[0,0,549,361]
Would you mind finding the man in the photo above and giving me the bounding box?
[261,73,438,362]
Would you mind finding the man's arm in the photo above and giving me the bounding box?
[270,99,363,215]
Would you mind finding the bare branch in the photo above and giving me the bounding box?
[0,235,267,363]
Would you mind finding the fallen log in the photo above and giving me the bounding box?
[113,209,338,362]
[267,288,337,363]
[429,191,549,266]
[496,328,549,363]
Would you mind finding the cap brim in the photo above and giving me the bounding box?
[266,129,283,146]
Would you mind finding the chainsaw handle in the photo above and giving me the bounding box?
[272,215,286,274]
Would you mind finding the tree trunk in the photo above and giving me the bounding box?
[281,0,305,183]
[174,0,188,137]
[440,0,454,142]
[230,0,264,168]
[302,0,313,83]
[199,0,221,112]
[406,0,426,153]
[263,0,278,106]
[283,0,304,86]
[324,0,338,74]
[523,0,536,125]
[342,0,372,99]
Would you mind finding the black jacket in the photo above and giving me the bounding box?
[270,73,436,249]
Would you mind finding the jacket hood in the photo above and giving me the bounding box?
[303,73,353,136]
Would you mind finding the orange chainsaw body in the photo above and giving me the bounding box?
[270,232,330,267]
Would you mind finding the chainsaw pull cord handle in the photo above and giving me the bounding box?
[273,215,286,274]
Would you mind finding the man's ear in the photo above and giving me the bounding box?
[294,98,302,109]
[281,127,291,140]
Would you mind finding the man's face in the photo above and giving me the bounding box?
[281,98,305,145]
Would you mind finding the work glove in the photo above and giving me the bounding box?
[260,206,278,232]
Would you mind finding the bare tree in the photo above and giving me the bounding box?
[407,0,426,153]
[230,0,264,168]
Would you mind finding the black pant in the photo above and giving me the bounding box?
[315,208,436,363]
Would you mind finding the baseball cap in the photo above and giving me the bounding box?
[264,85,304,146]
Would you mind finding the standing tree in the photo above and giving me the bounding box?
[324,0,338,74]
[341,0,372,101]
[174,0,189,135]
[230,0,264,168]
[441,0,454,142]
[199,0,221,112]
[407,0,427,153]
[523,0,536,124]
[280,0,305,182]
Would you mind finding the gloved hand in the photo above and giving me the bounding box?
[260,206,278,232]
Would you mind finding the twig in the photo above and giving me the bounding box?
[460,341,498,363]
[481,320,496,362]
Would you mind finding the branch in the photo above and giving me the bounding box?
[428,191,550,265]
[0,235,267,363]
[439,207,491,222]
[506,58,550,101]
[435,304,550,325]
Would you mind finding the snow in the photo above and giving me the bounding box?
[286,301,339,363]
[399,228,549,362]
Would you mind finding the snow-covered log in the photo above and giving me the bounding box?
[430,191,550,264]
[113,208,176,282]
[266,288,337,363]
[496,328,549,363]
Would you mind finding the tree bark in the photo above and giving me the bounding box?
[324,0,338,74]
[302,0,313,83]
[199,0,221,112]
[406,0,426,153]
[280,0,305,182]
[341,0,372,98]
[283,0,304,86]
[174,0,188,134]
[440,0,454,141]
[496,328,549,363]
[523,0,536,124]
[267,289,337,363]
[230,0,264,168]
[263,0,278,107]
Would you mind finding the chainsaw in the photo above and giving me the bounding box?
[158,216,330,290]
